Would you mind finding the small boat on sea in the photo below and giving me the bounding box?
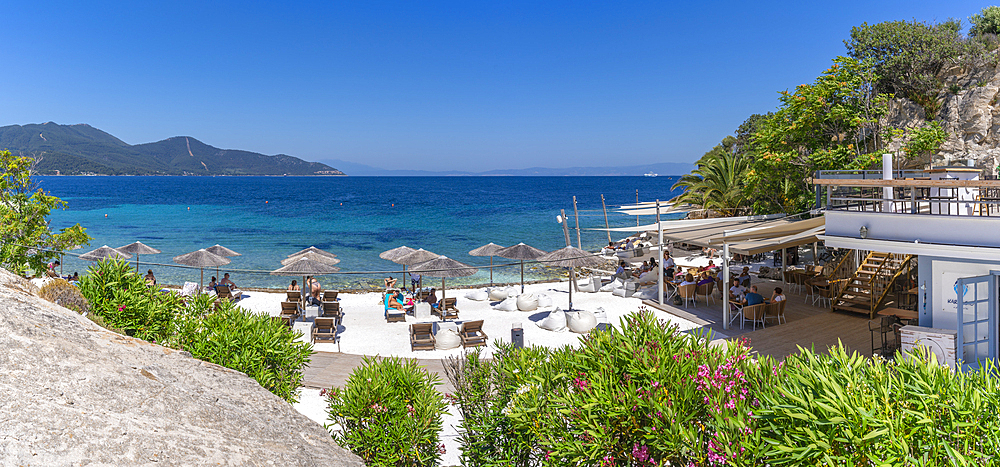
[644,172,658,177]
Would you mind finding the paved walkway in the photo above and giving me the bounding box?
[303,352,456,393]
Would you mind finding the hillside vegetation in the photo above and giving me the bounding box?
[0,122,344,176]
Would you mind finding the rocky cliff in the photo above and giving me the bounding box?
[0,268,364,466]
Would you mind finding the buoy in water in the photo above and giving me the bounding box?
[265,200,268,204]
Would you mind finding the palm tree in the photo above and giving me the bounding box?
[671,152,750,216]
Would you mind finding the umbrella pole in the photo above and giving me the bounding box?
[568,267,574,311]
[136,254,140,274]
[441,277,446,301]
[489,256,494,287]
[199,268,204,293]
[520,260,525,293]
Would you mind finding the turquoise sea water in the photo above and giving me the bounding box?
[40,176,684,289]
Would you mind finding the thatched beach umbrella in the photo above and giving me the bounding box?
[537,246,604,311]
[497,243,548,293]
[79,245,132,262]
[395,248,439,290]
[469,242,505,287]
[206,244,241,279]
[117,241,161,273]
[282,252,341,266]
[288,246,337,259]
[173,249,230,291]
[379,246,415,287]
[271,257,341,302]
[411,255,478,301]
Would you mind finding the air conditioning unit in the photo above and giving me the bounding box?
[899,326,958,370]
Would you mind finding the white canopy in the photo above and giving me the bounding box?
[589,214,785,233]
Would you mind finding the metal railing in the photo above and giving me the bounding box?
[813,177,1000,218]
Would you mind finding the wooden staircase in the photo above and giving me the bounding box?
[832,251,914,318]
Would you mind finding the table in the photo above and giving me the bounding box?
[413,302,432,319]
[878,307,918,323]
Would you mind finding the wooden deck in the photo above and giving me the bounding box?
[644,277,874,360]
[302,351,456,393]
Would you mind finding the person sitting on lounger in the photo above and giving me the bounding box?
[144,269,156,286]
[208,276,218,290]
[387,290,406,311]
[424,288,439,308]
[384,276,397,289]
[288,280,299,291]
[221,273,237,289]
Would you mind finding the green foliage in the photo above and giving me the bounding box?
[77,258,180,342]
[38,278,90,314]
[671,151,750,216]
[753,346,1000,465]
[77,258,312,403]
[170,295,313,404]
[949,83,963,94]
[325,356,448,466]
[845,19,984,117]
[902,121,948,168]
[732,113,771,156]
[0,150,91,275]
[970,6,1000,37]
[747,57,889,214]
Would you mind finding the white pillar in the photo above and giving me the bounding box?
[882,153,894,213]
[723,243,730,330]
[657,200,663,306]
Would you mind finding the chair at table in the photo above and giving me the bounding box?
[410,323,436,351]
[869,317,897,358]
[763,300,786,325]
[312,317,338,344]
[728,301,744,328]
[741,303,767,330]
[460,320,488,348]
[696,282,715,305]
[677,283,697,308]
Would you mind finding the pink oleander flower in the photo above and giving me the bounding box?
[632,443,650,462]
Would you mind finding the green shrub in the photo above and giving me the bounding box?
[38,278,89,314]
[752,345,1000,466]
[170,295,313,403]
[77,258,180,342]
[325,356,448,466]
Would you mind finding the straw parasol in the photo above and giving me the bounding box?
[271,257,341,302]
[410,255,478,301]
[496,243,548,292]
[173,249,230,291]
[79,245,132,262]
[469,242,505,287]
[117,241,161,273]
[394,248,439,290]
[206,244,241,279]
[288,246,337,259]
[537,246,604,311]
[379,246,414,262]
[282,252,341,266]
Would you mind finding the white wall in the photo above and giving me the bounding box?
[925,257,1000,331]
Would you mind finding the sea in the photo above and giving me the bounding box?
[40,176,685,289]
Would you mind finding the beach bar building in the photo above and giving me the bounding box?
[813,164,1000,369]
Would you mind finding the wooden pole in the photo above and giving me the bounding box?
[573,196,582,249]
[636,189,640,227]
[601,194,612,244]
[560,209,577,294]
[560,209,571,247]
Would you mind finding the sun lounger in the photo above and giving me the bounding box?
[286,290,301,304]
[179,281,199,297]
[323,290,339,301]
[312,317,338,343]
[410,323,436,351]
[460,320,488,348]
[216,285,239,301]
[435,297,458,320]
[321,300,342,318]
[384,293,406,323]
[280,301,301,322]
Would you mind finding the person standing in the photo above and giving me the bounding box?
[309,276,323,306]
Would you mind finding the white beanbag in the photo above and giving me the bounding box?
[632,286,658,300]
[567,309,598,334]
[600,278,620,293]
[537,294,553,308]
[612,286,626,297]
[505,288,519,299]
[435,329,462,350]
[465,289,489,301]
[516,293,538,311]
[537,308,567,332]
[488,288,508,301]
[637,271,657,284]
[578,276,599,293]
[494,296,519,312]
[593,308,608,324]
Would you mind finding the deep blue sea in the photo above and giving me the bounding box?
[40,176,684,289]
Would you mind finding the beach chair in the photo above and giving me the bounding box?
[216,285,235,301]
[696,282,715,304]
[384,293,406,323]
[409,323,436,351]
[741,303,767,330]
[286,290,301,304]
[312,317,338,343]
[323,290,339,302]
[437,297,458,320]
[763,300,786,325]
[322,300,342,321]
[277,316,293,327]
[677,284,697,308]
[179,281,198,297]
[460,320,488,348]
[280,300,301,322]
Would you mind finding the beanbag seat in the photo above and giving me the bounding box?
[516,293,538,311]
[465,289,489,301]
[637,271,657,284]
[494,296,519,312]
[600,278,620,293]
[632,286,658,300]
[537,308,567,332]
[537,294,553,308]
[488,288,509,301]
[567,309,598,334]
[435,329,462,350]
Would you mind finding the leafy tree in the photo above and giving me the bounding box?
[0,150,90,275]
[845,19,983,117]
[747,57,890,214]
[731,113,771,156]
[902,121,948,168]
[970,6,1000,37]
[671,150,750,216]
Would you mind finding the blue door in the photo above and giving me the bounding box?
[956,274,997,370]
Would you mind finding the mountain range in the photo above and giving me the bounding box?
[0,123,343,176]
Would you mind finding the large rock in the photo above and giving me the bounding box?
[0,268,364,466]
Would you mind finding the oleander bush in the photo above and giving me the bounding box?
[38,278,90,314]
[446,311,1000,466]
[78,258,312,403]
[325,356,448,467]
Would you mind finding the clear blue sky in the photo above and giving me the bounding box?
[0,1,986,171]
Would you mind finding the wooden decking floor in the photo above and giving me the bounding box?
[302,351,456,393]
[643,277,874,360]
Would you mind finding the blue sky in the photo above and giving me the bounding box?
[0,1,986,171]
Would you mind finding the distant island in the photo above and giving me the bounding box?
[0,122,344,176]
[316,158,694,177]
